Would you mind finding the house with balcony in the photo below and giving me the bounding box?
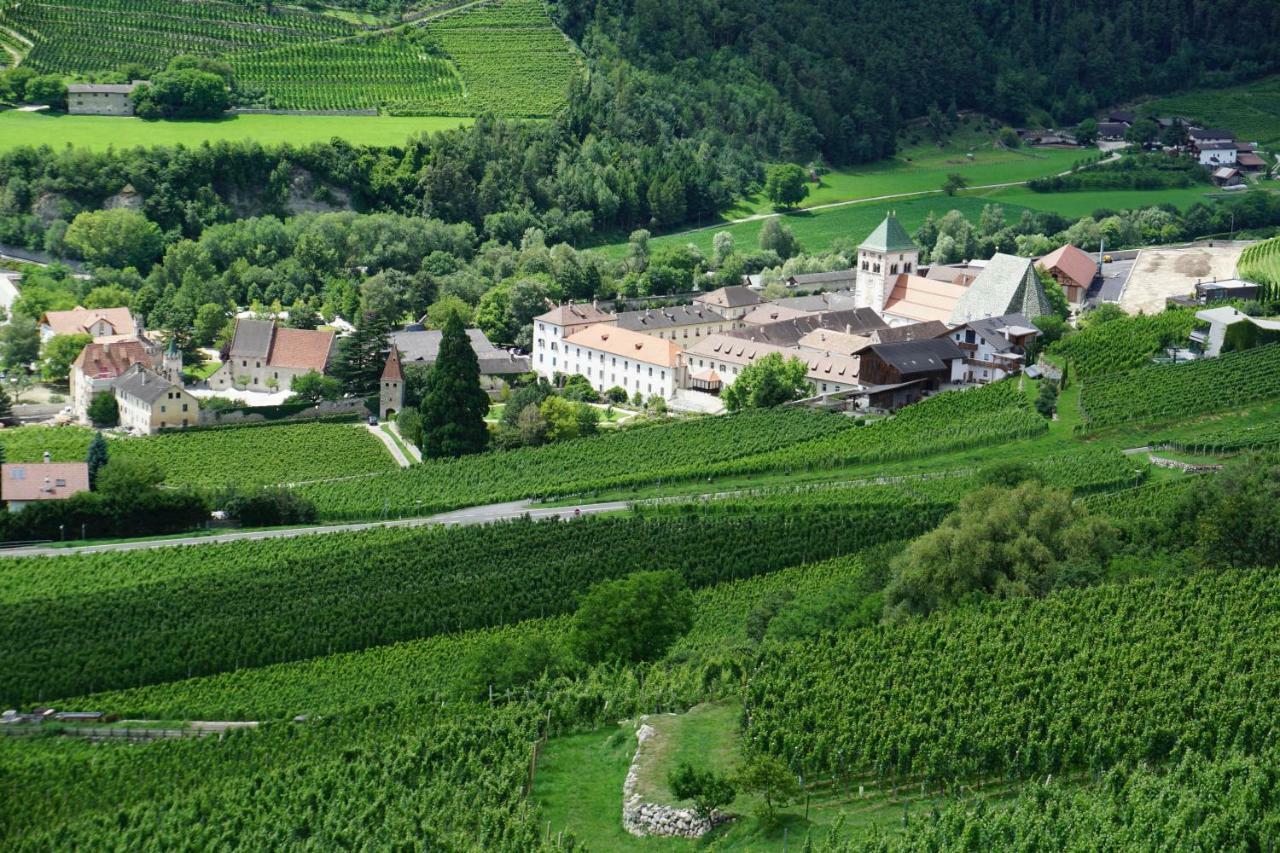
[944,313,1041,384]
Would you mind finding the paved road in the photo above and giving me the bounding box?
[366,423,411,468]
[0,499,632,558]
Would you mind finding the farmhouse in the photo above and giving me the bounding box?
[1198,141,1238,167]
[67,81,147,116]
[210,319,336,393]
[39,306,139,343]
[857,338,965,390]
[532,302,615,381]
[614,304,732,341]
[1,457,89,510]
[1235,143,1267,172]
[944,313,1041,384]
[692,285,765,320]
[560,324,683,400]
[684,334,859,396]
[1037,243,1099,305]
[113,364,199,434]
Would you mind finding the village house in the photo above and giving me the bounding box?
[39,306,140,343]
[560,324,683,400]
[113,364,200,434]
[684,334,859,396]
[856,338,965,392]
[532,302,616,382]
[692,286,766,321]
[390,324,529,391]
[1235,143,1268,173]
[944,313,1041,384]
[210,319,336,393]
[613,304,733,341]
[66,81,147,116]
[1037,244,1099,305]
[1,456,90,511]
[68,338,180,424]
[1198,141,1238,167]
[1097,122,1129,141]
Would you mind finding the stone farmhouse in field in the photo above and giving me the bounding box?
[67,81,147,116]
[210,319,336,393]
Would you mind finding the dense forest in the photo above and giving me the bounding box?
[0,0,1275,251]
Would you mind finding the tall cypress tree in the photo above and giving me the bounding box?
[420,310,490,458]
[86,432,110,491]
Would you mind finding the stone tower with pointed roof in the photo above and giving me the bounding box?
[855,213,918,312]
[379,347,404,420]
[161,336,184,385]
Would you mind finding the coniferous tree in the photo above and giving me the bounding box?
[419,310,490,458]
[86,432,109,490]
[0,385,12,423]
[330,310,390,397]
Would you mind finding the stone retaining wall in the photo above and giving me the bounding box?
[621,719,729,838]
[1147,453,1223,473]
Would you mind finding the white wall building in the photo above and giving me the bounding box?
[855,214,918,312]
[560,325,683,400]
[532,303,616,382]
[684,334,859,396]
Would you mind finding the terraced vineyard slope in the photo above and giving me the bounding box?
[0,0,580,116]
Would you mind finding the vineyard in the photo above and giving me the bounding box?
[0,0,581,117]
[297,380,1046,520]
[744,567,1280,787]
[1049,308,1198,378]
[0,497,946,704]
[1079,343,1280,427]
[296,408,857,519]
[1237,234,1280,288]
[0,422,395,489]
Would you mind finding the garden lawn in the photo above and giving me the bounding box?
[0,111,473,153]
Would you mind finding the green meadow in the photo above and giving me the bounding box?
[1142,74,1280,147]
[0,110,473,152]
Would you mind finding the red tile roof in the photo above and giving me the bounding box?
[41,307,137,338]
[564,324,682,368]
[1,462,90,503]
[381,347,403,381]
[268,328,335,371]
[72,339,150,380]
[1038,244,1098,290]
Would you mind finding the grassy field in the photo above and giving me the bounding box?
[729,134,1082,218]
[1142,74,1280,147]
[534,701,1018,850]
[595,184,1230,259]
[0,111,472,152]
